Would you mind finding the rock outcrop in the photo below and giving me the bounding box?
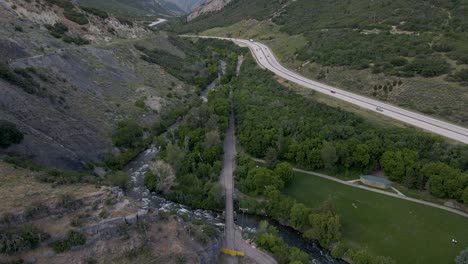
[187,0,232,21]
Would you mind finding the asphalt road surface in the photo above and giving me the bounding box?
[188,36,468,144]
[221,104,278,264]
[221,109,237,264]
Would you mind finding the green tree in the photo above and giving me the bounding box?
[352,144,370,168]
[165,143,186,170]
[463,187,468,205]
[265,147,279,168]
[144,171,158,192]
[244,167,284,194]
[321,141,338,170]
[0,120,23,148]
[380,149,419,182]
[289,203,310,230]
[422,162,466,200]
[304,211,341,247]
[112,120,143,149]
[274,162,294,184]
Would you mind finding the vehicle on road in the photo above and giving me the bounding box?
[331,91,336,94]
[376,107,384,112]
[249,39,254,42]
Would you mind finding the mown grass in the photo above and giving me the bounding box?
[283,171,468,264]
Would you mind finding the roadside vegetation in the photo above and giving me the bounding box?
[177,0,468,125]
[232,57,468,263]
[235,58,468,205]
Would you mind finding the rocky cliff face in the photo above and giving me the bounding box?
[187,0,231,21]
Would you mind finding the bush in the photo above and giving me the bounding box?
[405,57,451,77]
[107,171,130,191]
[0,120,23,148]
[80,6,108,19]
[144,171,158,192]
[0,63,40,94]
[45,23,68,38]
[64,8,88,25]
[112,120,144,149]
[49,230,86,253]
[448,69,468,84]
[0,225,50,254]
[61,34,90,45]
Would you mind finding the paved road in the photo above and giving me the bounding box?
[184,36,468,144]
[221,99,278,264]
[221,108,238,264]
[252,158,468,218]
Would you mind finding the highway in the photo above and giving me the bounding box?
[187,36,468,144]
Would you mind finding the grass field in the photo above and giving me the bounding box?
[283,171,468,264]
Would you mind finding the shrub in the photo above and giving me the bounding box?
[61,34,90,45]
[80,6,108,19]
[64,8,88,25]
[448,69,468,84]
[0,63,39,94]
[0,121,23,148]
[0,225,50,254]
[406,57,451,77]
[112,120,144,149]
[49,230,86,253]
[107,171,130,191]
[144,171,158,192]
[24,202,49,219]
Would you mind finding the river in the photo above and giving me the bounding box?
[123,60,344,264]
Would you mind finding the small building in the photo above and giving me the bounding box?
[360,175,392,189]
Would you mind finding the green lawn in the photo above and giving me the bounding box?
[284,171,468,264]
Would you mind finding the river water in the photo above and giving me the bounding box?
[123,60,344,264]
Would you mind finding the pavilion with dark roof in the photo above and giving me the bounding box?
[360,175,393,189]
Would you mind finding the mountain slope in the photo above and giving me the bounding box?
[0,0,201,169]
[182,0,468,126]
[77,0,175,17]
[187,0,232,21]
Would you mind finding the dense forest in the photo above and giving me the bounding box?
[234,58,468,204]
[148,86,230,209]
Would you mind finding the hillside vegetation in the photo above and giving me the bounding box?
[178,0,468,125]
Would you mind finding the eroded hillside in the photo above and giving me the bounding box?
[0,0,199,169]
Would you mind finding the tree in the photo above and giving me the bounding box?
[165,143,185,170]
[0,120,23,148]
[289,203,310,230]
[148,160,176,194]
[463,187,468,205]
[265,147,279,168]
[380,149,419,182]
[321,141,338,170]
[456,247,468,264]
[144,171,158,192]
[304,211,341,247]
[112,120,143,149]
[422,162,466,201]
[244,167,284,194]
[274,162,294,184]
[203,130,221,148]
[352,144,370,168]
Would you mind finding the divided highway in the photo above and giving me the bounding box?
[188,36,468,144]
